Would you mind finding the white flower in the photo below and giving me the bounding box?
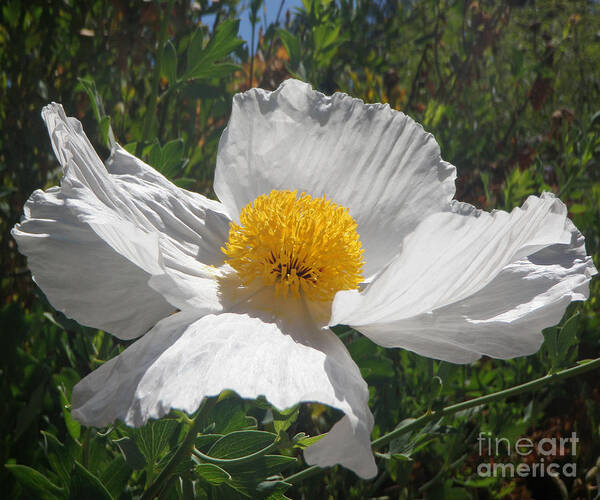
[12,79,597,479]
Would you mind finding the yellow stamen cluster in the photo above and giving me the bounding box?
[222,190,364,301]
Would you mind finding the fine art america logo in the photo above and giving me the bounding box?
[477,432,578,478]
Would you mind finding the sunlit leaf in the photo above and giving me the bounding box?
[185,19,243,81]
[130,419,180,466]
[207,430,277,460]
[195,463,231,485]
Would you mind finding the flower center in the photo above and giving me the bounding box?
[222,190,364,301]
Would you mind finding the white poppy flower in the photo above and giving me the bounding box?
[12,79,597,479]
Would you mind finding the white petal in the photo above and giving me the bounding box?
[105,145,230,268]
[303,415,376,479]
[11,188,173,339]
[13,103,232,334]
[332,194,597,362]
[71,297,377,479]
[214,79,456,277]
[46,103,231,268]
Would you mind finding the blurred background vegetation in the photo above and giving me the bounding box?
[1,0,600,498]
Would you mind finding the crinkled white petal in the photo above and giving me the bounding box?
[11,188,173,339]
[332,194,597,362]
[12,103,232,336]
[105,145,230,268]
[62,180,224,316]
[214,79,456,278]
[71,297,377,479]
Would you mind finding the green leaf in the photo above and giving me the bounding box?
[347,336,379,360]
[113,437,147,470]
[224,456,297,497]
[208,397,250,433]
[570,203,587,214]
[162,40,178,84]
[424,101,447,128]
[313,23,340,52]
[130,419,180,466]
[145,139,186,179]
[590,110,600,127]
[558,313,580,355]
[293,434,323,450]
[186,28,206,71]
[258,479,291,496]
[14,380,46,440]
[187,62,241,81]
[2,1,21,28]
[99,456,131,499]
[185,19,243,81]
[70,461,113,500]
[209,484,248,500]
[42,431,73,488]
[359,356,395,380]
[99,115,112,149]
[5,464,66,500]
[162,139,184,159]
[391,453,413,462]
[543,327,559,368]
[85,434,111,480]
[196,434,224,452]
[387,451,413,485]
[100,116,110,146]
[277,29,301,70]
[75,77,101,122]
[74,78,114,147]
[195,463,231,485]
[161,138,185,177]
[56,384,80,441]
[225,455,297,475]
[200,19,244,63]
[207,430,277,459]
[148,141,163,169]
[272,406,299,434]
[543,313,580,371]
[123,142,137,154]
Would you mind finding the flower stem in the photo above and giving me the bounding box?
[141,403,206,500]
[137,0,174,157]
[285,357,600,485]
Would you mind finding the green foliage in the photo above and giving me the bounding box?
[205,431,277,460]
[2,1,600,499]
[5,464,65,500]
[184,19,244,81]
[195,463,231,486]
[542,313,582,372]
